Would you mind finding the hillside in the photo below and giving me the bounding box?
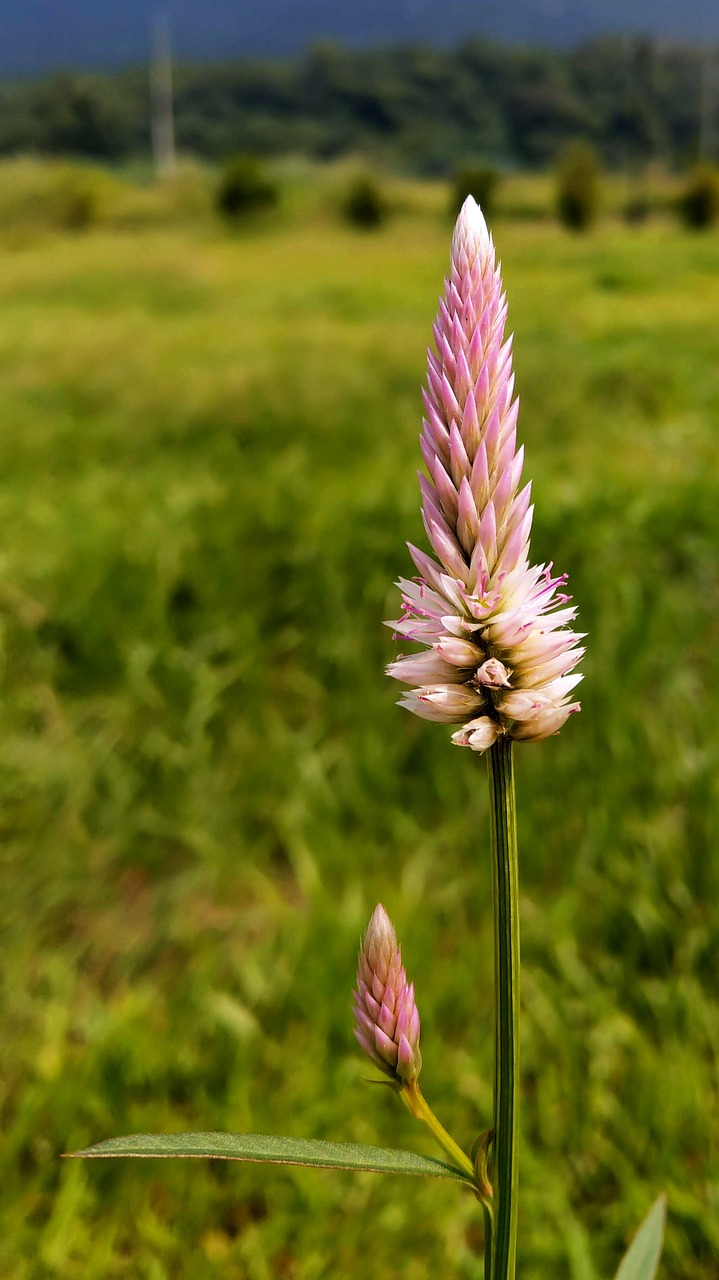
[0,38,708,172]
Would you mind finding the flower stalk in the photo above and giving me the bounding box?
[487,736,519,1280]
[400,1081,477,1185]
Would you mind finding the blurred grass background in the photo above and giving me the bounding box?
[0,164,717,1280]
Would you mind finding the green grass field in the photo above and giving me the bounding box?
[1,186,718,1279]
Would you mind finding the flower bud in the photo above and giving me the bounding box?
[474,657,512,687]
[353,904,422,1085]
[451,716,502,753]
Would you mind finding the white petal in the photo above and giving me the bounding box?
[399,684,483,724]
[387,651,460,686]
[510,703,580,741]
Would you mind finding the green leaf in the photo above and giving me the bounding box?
[66,1131,473,1183]
[614,1195,667,1280]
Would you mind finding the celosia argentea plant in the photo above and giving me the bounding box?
[69,199,666,1280]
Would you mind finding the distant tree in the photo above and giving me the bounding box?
[340,174,388,229]
[677,163,719,229]
[622,37,666,166]
[556,140,601,231]
[29,74,130,158]
[215,154,278,219]
[503,50,592,165]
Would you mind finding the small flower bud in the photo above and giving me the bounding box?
[474,657,512,687]
[353,904,422,1085]
[451,716,502,753]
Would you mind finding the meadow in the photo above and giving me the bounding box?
[0,170,717,1279]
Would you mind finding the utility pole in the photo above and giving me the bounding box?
[151,11,176,179]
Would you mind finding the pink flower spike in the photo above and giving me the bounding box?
[387,196,583,748]
[353,905,422,1084]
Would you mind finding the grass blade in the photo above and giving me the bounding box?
[614,1195,667,1280]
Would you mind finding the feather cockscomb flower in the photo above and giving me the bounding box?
[353,903,422,1085]
[387,197,584,751]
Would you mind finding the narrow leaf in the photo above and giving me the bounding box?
[614,1195,667,1280]
[66,1131,472,1184]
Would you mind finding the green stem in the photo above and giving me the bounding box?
[401,1082,476,1184]
[487,737,520,1280]
[483,1202,494,1280]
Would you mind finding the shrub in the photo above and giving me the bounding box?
[49,164,105,230]
[677,164,719,230]
[450,167,500,220]
[0,160,120,236]
[216,155,278,219]
[340,175,388,230]
[556,141,601,232]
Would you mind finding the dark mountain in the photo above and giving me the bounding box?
[2,0,718,78]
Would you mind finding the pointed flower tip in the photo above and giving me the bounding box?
[354,905,421,1085]
[455,193,484,228]
[452,196,492,263]
[365,901,394,946]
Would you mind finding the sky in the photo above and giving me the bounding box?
[2,0,718,78]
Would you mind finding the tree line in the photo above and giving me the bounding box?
[0,36,715,173]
